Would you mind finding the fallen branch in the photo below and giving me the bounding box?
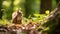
[40,2,60,25]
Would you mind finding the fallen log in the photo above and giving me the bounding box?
[40,2,60,26]
[38,2,60,34]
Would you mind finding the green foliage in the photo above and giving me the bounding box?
[52,0,57,10]
[30,13,47,22]
[0,19,10,25]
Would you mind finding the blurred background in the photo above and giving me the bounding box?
[0,0,59,20]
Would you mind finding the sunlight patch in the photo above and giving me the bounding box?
[2,1,11,7]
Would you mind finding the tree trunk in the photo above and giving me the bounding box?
[40,0,52,14]
[25,0,35,18]
[0,0,3,19]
